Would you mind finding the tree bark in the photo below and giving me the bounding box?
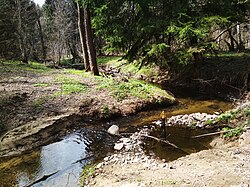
[16,0,28,63]
[37,17,46,62]
[77,3,90,71]
[84,7,99,76]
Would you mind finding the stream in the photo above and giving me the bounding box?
[0,95,232,187]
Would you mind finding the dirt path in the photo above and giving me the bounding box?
[89,131,250,187]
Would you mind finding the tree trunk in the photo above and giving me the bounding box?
[16,0,28,63]
[37,17,46,62]
[77,3,90,71]
[84,7,99,76]
[228,29,235,51]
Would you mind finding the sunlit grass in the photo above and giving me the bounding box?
[33,83,49,87]
[97,56,121,64]
[54,75,87,95]
[0,61,51,73]
[97,77,173,101]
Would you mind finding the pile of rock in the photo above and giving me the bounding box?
[167,112,218,128]
[97,127,166,169]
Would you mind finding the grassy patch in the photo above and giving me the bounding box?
[1,61,51,73]
[33,83,49,87]
[33,97,47,108]
[222,126,245,139]
[97,77,173,101]
[104,58,159,78]
[54,75,86,95]
[79,164,97,186]
[97,56,121,64]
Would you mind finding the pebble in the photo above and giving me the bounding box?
[114,143,124,150]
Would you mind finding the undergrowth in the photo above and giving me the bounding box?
[217,102,250,139]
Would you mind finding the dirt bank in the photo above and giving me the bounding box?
[87,100,250,187]
[0,61,175,157]
[89,130,250,187]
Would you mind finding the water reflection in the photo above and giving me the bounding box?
[0,128,114,187]
[146,126,214,161]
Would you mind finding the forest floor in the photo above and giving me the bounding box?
[0,59,175,157]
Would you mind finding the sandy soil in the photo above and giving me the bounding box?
[89,131,250,187]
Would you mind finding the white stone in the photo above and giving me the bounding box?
[107,125,119,135]
[114,143,124,150]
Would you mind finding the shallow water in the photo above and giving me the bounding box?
[0,95,232,187]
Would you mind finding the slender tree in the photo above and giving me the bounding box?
[77,3,90,71]
[76,0,99,75]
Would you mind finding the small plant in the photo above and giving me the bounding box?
[102,105,110,117]
[222,126,244,139]
[79,164,97,186]
[33,97,47,107]
[218,113,234,123]
[244,107,250,117]
[33,83,49,87]
[205,119,214,125]
[33,97,47,108]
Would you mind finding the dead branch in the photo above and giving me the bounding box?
[214,24,239,41]
[193,79,216,87]
[141,135,189,154]
[120,133,188,154]
[24,171,59,187]
[192,127,250,138]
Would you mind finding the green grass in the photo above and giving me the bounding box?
[54,75,87,95]
[79,164,97,186]
[33,83,49,87]
[222,126,245,139]
[97,56,121,64]
[102,57,160,78]
[1,61,51,73]
[33,97,47,108]
[97,76,173,101]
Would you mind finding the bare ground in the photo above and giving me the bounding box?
[89,132,250,187]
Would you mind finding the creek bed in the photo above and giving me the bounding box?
[0,95,232,187]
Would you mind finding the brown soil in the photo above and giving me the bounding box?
[89,132,250,187]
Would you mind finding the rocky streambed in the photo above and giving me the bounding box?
[166,112,218,128]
